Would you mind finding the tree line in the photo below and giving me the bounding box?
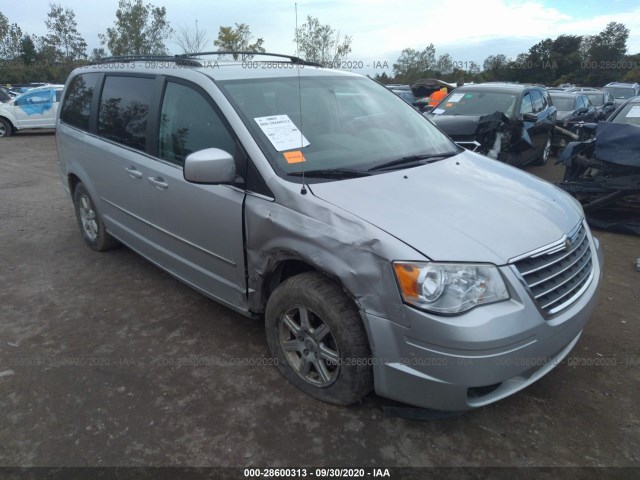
[1,1,639,88]
[386,22,639,87]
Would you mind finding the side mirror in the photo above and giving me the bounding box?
[184,148,236,184]
[523,112,537,122]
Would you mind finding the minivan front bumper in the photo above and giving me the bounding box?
[364,235,603,411]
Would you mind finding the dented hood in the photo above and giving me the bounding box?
[308,152,582,265]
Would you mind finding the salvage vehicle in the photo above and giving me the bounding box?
[56,53,603,411]
[558,96,640,235]
[427,83,556,167]
[0,85,63,137]
[602,82,640,106]
[565,88,616,121]
[549,92,598,151]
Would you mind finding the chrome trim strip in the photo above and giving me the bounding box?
[546,268,595,314]
[509,219,583,264]
[524,240,590,288]
[101,198,237,267]
[534,254,591,300]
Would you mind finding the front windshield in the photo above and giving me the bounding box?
[610,102,640,126]
[584,93,604,106]
[432,90,518,117]
[603,87,635,100]
[218,76,457,181]
[550,96,575,111]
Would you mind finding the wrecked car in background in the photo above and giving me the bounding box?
[549,91,598,152]
[427,83,556,167]
[558,96,640,235]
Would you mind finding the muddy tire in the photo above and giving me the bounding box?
[72,183,120,251]
[265,272,373,405]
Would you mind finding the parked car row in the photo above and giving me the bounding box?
[422,81,637,166]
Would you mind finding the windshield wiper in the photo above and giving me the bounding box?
[368,152,458,172]
[287,167,372,179]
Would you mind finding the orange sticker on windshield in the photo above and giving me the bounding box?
[445,103,453,107]
[283,150,306,164]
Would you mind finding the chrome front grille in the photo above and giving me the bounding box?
[512,222,594,316]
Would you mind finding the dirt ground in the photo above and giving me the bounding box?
[0,132,638,473]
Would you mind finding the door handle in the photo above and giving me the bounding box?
[125,166,143,179]
[148,176,169,190]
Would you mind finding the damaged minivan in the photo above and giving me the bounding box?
[428,83,556,167]
[56,54,602,411]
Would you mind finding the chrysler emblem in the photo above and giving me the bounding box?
[565,237,572,250]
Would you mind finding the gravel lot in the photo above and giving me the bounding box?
[0,132,638,473]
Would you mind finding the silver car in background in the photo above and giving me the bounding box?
[56,55,603,411]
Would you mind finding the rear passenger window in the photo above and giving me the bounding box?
[98,76,155,151]
[158,81,235,167]
[60,73,100,131]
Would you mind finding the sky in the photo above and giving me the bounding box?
[2,0,640,75]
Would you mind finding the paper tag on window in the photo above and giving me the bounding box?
[626,106,640,118]
[432,108,445,115]
[448,93,464,103]
[283,150,306,164]
[255,114,310,151]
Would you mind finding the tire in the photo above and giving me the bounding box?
[72,182,120,251]
[265,272,373,406]
[0,118,13,138]
[532,132,552,166]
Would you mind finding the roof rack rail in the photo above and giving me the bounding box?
[177,51,322,67]
[94,55,202,67]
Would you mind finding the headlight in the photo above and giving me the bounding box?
[393,262,509,314]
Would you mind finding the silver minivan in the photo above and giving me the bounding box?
[56,55,603,411]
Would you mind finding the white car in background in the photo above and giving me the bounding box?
[0,85,63,137]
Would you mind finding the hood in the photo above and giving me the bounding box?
[556,110,574,122]
[308,152,583,265]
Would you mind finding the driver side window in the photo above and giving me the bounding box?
[520,93,533,115]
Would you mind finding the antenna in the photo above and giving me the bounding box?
[295,2,307,195]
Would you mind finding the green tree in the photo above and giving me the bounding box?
[481,54,511,81]
[20,35,37,65]
[583,22,629,85]
[214,23,264,59]
[99,0,173,55]
[392,45,436,83]
[0,13,24,60]
[294,15,351,65]
[43,3,87,62]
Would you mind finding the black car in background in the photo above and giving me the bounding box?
[566,88,616,120]
[427,83,556,167]
[549,92,598,150]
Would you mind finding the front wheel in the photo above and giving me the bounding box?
[265,272,373,405]
[0,118,13,138]
[533,133,552,166]
[72,183,120,251]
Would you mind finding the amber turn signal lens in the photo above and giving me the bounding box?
[394,263,420,299]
